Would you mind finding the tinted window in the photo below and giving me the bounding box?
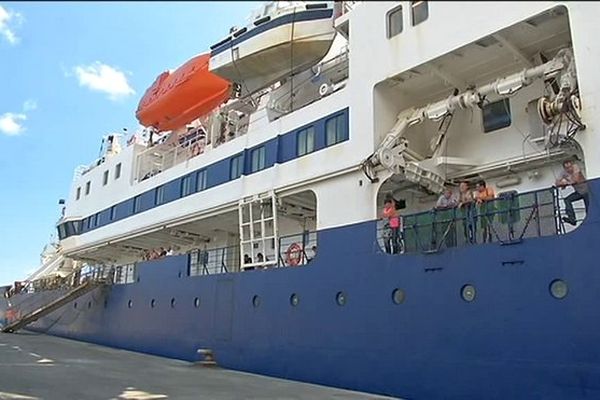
[387,6,403,38]
[85,181,91,195]
[115,163,122,180]
[197,170,207,192]
[297,127,315,156]
[483,99,511,133]
[133,195,142,213]
[251,147,266,173]
[155,185,165,205]
[411,1,428,26]
[103,170,109,186]
[325,114,346,146]
[230,154,244,180]
[181,175,195,197]
[76,187,81,200]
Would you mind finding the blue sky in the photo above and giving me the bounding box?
[0,1,260,285]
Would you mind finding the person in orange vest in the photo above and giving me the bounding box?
[475,180,496,243]
[382,197,402,254]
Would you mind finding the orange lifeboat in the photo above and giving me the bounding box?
[136,53,231,132]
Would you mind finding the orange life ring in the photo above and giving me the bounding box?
[285,243,303,266]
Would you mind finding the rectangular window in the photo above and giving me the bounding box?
[110,206,116,221]
[93,213,99,228]
[76,187,81,200]
[155,185,165,205]
[387,5,403,38]
[197,170,207,192]
[103,170,109,186]
[181,174,195,197]
[133,195,142,213]
[86,217,91,230]
[482,99,511,133]
[325,114,346,147]
[230,154,244,180]
[85,181,91,195]
[297,127,315,156]
[251,146,266,173]
[115,163,122,180]
[411,1,428,26]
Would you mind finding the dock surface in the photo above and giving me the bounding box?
[0,332,397,400]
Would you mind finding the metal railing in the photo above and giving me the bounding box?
[377,187,563,254]
[188,245,240,276]
[278,231,318,267]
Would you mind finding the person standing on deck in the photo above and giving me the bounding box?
[382,198,401,254]
[475,180,496,243]
[458,181,475,244]
[556,158,589,226]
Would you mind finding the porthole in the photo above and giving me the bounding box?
[550,279,568,299]
[150,299,156,308]
[290,293,299,307]
[252,295,261,308]
[336,291,346,306]
[128,300,133,308]
[392,288,405,305]
[194,297,201,308]
[461,284,476,302]
[170,298,176,308]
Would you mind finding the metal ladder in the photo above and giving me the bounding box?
[238,191,279,269]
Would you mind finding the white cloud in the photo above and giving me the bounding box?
[23,99,37,111]
[0,5,22,45]
[0,99,38,136]
[0,112,26,136]
[72,62,135,101]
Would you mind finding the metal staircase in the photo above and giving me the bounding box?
[2,278,107,333]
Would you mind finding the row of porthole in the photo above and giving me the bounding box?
[252,279,569,308]
[73,279,569,310]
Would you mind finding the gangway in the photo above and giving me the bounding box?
[2,276,108,334]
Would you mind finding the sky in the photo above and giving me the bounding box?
[0,1,260,285]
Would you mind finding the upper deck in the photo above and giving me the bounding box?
[55,1,600,268]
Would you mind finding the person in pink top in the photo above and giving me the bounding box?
[382,198,402,254]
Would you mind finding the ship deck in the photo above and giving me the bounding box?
[0,332,396,400]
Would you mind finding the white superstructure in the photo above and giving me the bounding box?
[55,2,597,273]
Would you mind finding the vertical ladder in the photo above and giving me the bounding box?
[238,191,279,269]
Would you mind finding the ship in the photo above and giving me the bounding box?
[2,1,600,399]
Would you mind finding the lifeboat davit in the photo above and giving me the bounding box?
[136,53,231,132]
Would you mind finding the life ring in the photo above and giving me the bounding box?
[285,243,303,266]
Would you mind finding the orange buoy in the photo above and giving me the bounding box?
[136,53,231,132]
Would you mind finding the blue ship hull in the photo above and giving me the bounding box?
[3,182,600,400]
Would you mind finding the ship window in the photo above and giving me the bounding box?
[133,195,142,213]
[297,127,315,156]
[155,185,165,205]
[103,170,109,186]
[197,170,207,192]
[482,99,511,133]
[230,154,244,180]
[325,114,346,147]
[115,163,122,180]
[411,1,428,26]
[181,174,195,197]
[387,5,403,38]
[93,213,99,228]
[76,187,81,200]
[85,181,91,195]
[251,146,266,173]
[110,205,116,221]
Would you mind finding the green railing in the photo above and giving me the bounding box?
[378,187,562,254]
